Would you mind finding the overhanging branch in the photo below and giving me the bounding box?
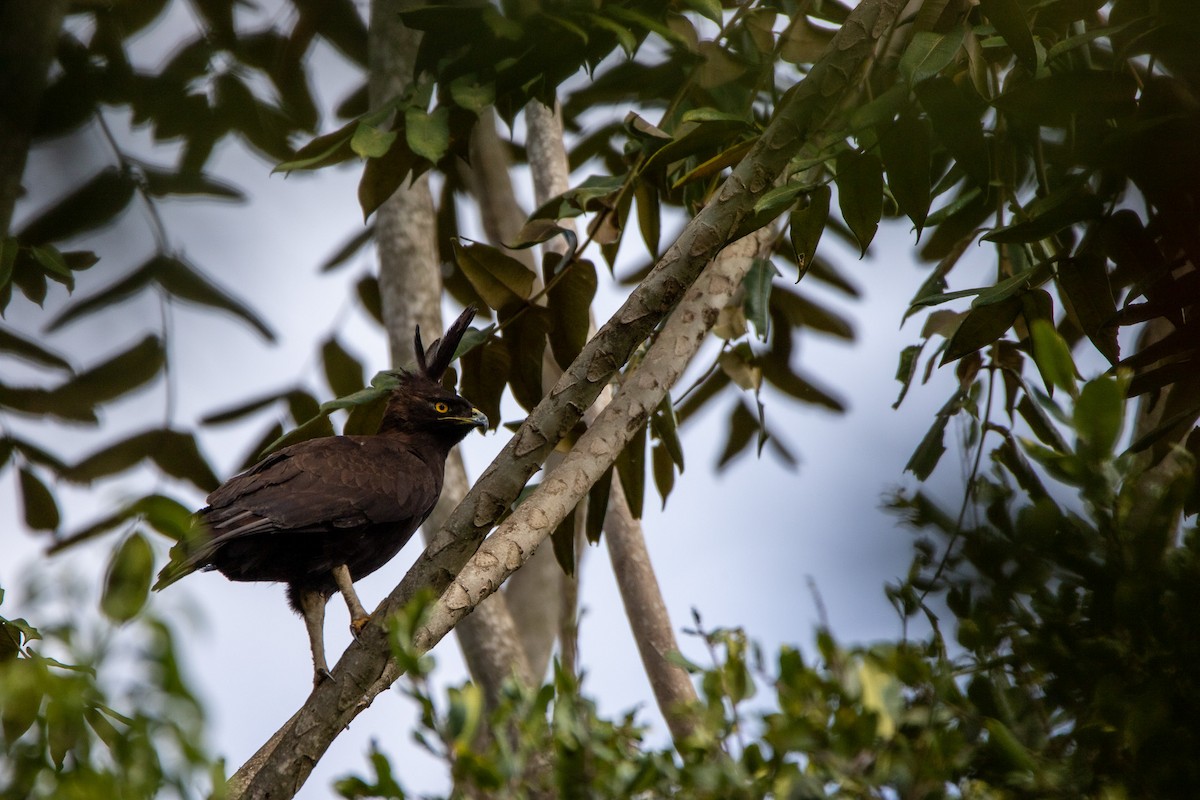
[231,2,903,795]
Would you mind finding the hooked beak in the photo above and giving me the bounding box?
[467,408,489,431]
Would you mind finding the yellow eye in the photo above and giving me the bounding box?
[434,402,449,414]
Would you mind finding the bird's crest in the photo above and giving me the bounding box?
[414,305,476,382]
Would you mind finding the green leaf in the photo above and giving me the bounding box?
[836,151,883,257]
[983,189,1102,244]
[154,256,276,341]
[45,259,157,332]
[879,113,932,235]
[991,71,1137,125]
[58,335,165,409]
[453,240,535,312]
[405,106,450,163]
[652,443,675,509]
[650,394,684,471]
[905,391,966,480]
[893,343,923,409]
[789,185,830,281]
[17,168,136,246]
[350,121,397,158]
[1074,375,1125,459]
[616,420,647,518]
[321,337,366,398]
[915,77,989,187]
[319,225,375,272]
[979,0,1037,70]
[101,532,154,623]
[460,335,508,430]
[682,0,722,24]
[941,295,1021,364]
[899,28,965,85]
[67,429,218,492]
[742,259,778,340]
[357,132,419,221]
[19,467,60,531]
[502,308,549,412]
[586,467,612,544]
[1057,252,1118,364]
[546,257,597,370]
[0,325,72,371]
[449,75,494,113]
[1029,318,1078,398]
[551,505,577,577]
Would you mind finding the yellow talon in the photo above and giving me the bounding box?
[350,616,370,638]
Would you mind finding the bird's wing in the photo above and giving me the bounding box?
[153,436,439,589]
[204,435,438,540]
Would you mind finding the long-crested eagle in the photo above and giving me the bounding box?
[154,306,486,683]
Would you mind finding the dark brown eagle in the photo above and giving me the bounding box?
[154,306,486,683]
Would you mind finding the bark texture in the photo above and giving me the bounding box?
[367,0,533,702]
[231,3,903,794]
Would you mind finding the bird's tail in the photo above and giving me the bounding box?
[151,518,215,591]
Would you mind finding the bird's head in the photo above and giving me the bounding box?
[378,306,488,441]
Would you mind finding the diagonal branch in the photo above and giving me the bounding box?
[230,2,902,795]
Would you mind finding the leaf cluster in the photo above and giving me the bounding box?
[0,586,215,799]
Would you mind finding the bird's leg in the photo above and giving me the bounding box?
[331,563,370,638]
[298,589,333,685]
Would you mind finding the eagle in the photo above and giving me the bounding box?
[154,306,486,684]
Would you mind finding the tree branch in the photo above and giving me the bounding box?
[231,2,902,794]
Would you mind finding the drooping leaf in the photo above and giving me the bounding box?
[550,505,577,577]
[879,113,932,235]
[941,295,1022,364]
[789,185,830,280]
[983,188,1102,244]
[651,443,675,509]
[836,151,883,257]
[453,241,536,312]
[0,326,72,371]
[905,391,966,480]
[156,255,276,340]
[1074,375,1125,459]
[893,344,923,409]
[992,71,1137,125]
[1029,318,1078,398]
[45,259,157,332]
[650,394,684,471]
[460,335,509,429]
[979,0,1037,71]
[67,428,218,492]
[742,259,778,340]
[351,121,397,158]
[915,77,990,187]
[322,337,366,398]
[503,308,549,412]
[899,28,966,85]
[17,168,137,246]
[58,335,165,409]
[546,257,597,370]
[615,419,647,518]
[320,225,375,272]
[1057,252,1118,364]
[586,466,612,544]
[357,130,420,220]
[19,467,60,531]
[405,106,450,163]
[101,532,154,623]
[718,401,758,469]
